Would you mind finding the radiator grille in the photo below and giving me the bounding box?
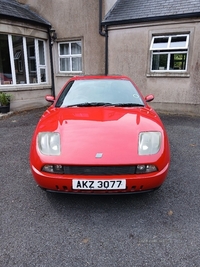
[64,165,136,175]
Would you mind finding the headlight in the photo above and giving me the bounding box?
[138,132,161,155]
[37,132,60,155]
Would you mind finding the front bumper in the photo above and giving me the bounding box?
[30,163,169,194]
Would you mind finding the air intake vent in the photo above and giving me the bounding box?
[64,165,136,175]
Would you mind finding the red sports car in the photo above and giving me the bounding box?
[30,75,170,194]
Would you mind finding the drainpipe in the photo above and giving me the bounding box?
[48,27,56,98]
[104,25,108,75]
[99,0,108,75]
[99,0,106,37]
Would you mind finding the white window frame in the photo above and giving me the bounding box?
[36,39,48,83]
[150,34,189,72]
[0,34,48,86]
[58,40,82,73]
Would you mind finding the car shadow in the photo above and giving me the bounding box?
[44,187,163,215]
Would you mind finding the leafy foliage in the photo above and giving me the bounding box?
[0,92,11,106]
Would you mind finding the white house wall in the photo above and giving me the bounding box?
[20,0,105,96]
[107,20,200,114]
[12,0,200,114]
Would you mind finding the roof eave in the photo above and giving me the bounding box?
[102,12,200,26]
[1,14,51,28]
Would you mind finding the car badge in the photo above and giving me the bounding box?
[95,153,103,158]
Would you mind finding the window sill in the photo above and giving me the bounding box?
[0,84,51,92]
[56,72,83,77]
[146,72,190,78]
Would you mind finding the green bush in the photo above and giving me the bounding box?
[0,92,11,106]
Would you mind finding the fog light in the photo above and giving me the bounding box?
[42,165,54,173]
[54,165,63,172]
[42,164,64,174]
[136,165,146,172]
[146,165,157,173]
[136,164,157,174]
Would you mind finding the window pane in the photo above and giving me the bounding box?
[59,41,82,72]
[72,57,82,71]
[170,53,187,70]
[29,46,35,57]
[0,34,12,85]
[60,44,69,55]
[60,58,70,71]
[30,59,36,71]
[27,38,37,83]
[40,68,46,82]
[170,36,187,48]
[152,54,168,70]
[38,40,45,65]
[71,42,81,54]
[12,35,27,84]
[152,37,168,49]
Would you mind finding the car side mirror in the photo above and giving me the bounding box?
[145,94,154,102]
[45,95,55,103]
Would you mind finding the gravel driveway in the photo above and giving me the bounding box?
[0,108,200,267]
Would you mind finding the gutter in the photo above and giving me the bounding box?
[0,14,51,28]
[102,12,200,27]
[99,0,106,37]
[99,0,108,75]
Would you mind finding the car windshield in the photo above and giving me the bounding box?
[55,79,144,108]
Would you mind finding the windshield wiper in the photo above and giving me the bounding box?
[113,103,144,107]
[64,102,144,108]
[65,102,115,107]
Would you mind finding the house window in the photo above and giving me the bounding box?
[12,35,27,84]
[38,40,47,83]
[0,34,48,86]
[26,38,37,83]
[58,41,82,73]
[150,34,189,71]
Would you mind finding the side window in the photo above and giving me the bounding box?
[150,34,189,72]
[58,40,82,73]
